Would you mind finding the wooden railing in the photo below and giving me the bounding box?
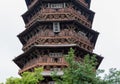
[25,7,91,28]
[19,56,67,74]
[22,30,93,52]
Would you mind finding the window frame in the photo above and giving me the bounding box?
[53,22,60,33]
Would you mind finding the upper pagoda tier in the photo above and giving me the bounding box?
[18,21,98,52]
[25,0,91,9]
[22,1,94,29]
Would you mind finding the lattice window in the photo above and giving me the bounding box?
[48,3,66,8]
[49,53,62,57]
[53,22,60,33]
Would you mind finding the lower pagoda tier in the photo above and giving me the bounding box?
[13,44,103,74]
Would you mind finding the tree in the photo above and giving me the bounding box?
[102,68,120,84]
[6,77,21,84]
[52,48,102,84]
[52,48,120,84]
[5,67,44,84]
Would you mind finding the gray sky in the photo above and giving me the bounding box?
[0,0,120,83]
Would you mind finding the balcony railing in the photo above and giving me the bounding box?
[22,30,93,52]
[25,7,91,28]
[19,56,67,74]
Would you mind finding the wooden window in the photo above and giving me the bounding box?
[53,22,60,33]
[51,4,62,8]
[49,53,62,57]
[48,3,66,8]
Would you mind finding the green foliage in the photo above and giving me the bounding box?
[5,67,44,84]
[103,68,120,84]
[52,48,101,84]
[52,48,120,84]
[6,77,21,84]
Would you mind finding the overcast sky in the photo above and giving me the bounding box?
[0,0,120,83]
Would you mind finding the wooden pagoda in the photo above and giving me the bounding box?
[13,0,103,83]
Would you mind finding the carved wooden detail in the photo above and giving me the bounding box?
[25,7,91,28]
[19,56,67,74]
[22,28,93,52]
[18,46,86,74]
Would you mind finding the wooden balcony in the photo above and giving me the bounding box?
[22,30,93,52]
[19,56,67,74]
[25,7,91,28]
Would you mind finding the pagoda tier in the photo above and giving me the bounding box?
[18,21,98,52]
[13,44,103,74]
[22,1,94,28]
[25,0,91,9]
